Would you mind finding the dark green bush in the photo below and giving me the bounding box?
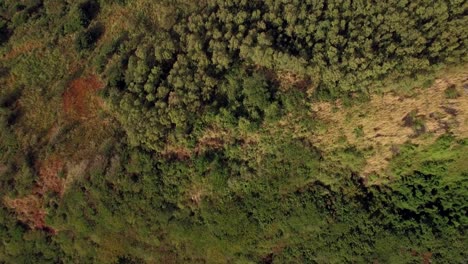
[74,24,103,52]
[445,84,461,99]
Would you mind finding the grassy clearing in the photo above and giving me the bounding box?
[310,66,468,182]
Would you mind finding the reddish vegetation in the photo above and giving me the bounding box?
[63,75,104,120]
[3,195,56,234]
[422,252,433,264]
[408,249,433,263]
[35,158,65,197]
[3,157,65,234]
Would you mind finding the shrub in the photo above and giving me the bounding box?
[444,84,461,99]
[75,24,103,52]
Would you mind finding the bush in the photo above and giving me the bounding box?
[445,84,461,99]
[63,1,100,34]
[0,18,11,45]
[74,24,103,52]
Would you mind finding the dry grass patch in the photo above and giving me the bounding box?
[162,144,192,160]
[0,40,43,61]
[196,128,233,154]
[186,180,212,208]
[311,70,468,178]
[64,159,90,192]
[276,70,312,92]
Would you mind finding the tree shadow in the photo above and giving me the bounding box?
[79,0,100,22]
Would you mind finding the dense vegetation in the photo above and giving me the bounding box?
[104,0,467,151]
[0,0,467,263]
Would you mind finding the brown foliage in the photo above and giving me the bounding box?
[63,75,104,120]
[35,158,65,197]
[2,157,65,234]
[3,195,56,233]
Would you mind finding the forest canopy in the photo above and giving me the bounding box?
[101,0,467,151]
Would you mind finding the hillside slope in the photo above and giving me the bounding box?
[0,1,467,263]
